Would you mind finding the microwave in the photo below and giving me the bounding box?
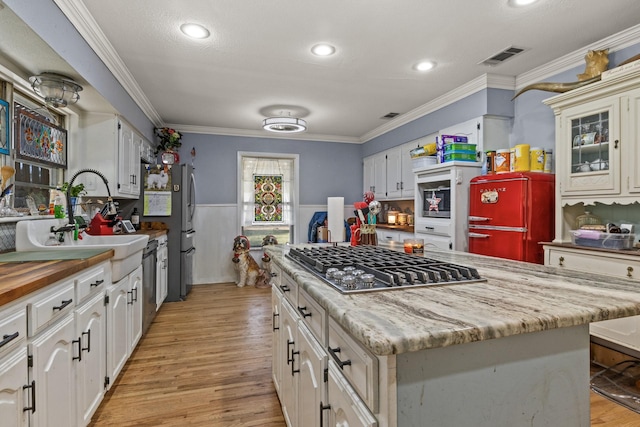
[422,187,451,218]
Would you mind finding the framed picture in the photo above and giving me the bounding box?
[0,98,9,155]
[15,103,67,167]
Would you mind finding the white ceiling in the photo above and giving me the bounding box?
[8,1,640,143]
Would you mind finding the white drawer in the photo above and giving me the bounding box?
[545,246,640,280]
[328,317,379,412]
[298,288,327,346]
[0,304,27,356]
[415,218,450,236]
[76,264,108,303]
[279,274,298,307]
[29,280,75,336]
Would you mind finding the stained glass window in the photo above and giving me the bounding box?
[254,174,283,222]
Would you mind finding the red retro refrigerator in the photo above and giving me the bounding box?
[468,172,555,264]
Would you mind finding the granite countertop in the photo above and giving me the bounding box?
[267,244,640,356]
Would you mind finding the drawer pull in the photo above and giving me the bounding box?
[297,306,312,318]
[23,380,36,413]
[82,329,91,353]
[291,350,300,376]
[72,337,82,361]
[628,266,634,277]
[53,299,73,311]
[320,402,331,426]
[558,256,564,267]
[272,312,279,331]
[287,340,295,364]
[328,346,352,369]
[90,279,104,287]
[0,331,19,348]
[279,284,290,293]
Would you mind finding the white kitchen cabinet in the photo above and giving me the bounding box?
[414,162,481,252]
[376,229,415,244]
[70,113,143,199]
[30,313,76,427]
[271,287,282,394]
[75,292,106,426]
[278,298,298,427]
[326,361,378,427]
[297,322,327,427]
[438,115,512,156]
[156,234,168,310]
[373,153,387,200]
[363,156,375,196]
[106,277,129,388]
[364,142,418,201]
[544,70,640,242]
[128,265,143,352]
[542,70,640,354]
[0,347,29,427]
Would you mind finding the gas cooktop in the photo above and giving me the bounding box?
[285,246,486,294]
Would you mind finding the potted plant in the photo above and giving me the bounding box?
[154,127,182,154]
[61,182,86,216]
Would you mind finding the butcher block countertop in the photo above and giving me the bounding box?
[267,244,640,356]
[0,249,113,307]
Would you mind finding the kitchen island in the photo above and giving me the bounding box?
[268,243,640,427]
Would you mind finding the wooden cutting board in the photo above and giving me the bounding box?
[0,248,111,263]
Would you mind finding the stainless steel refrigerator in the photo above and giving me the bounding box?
[138,163,196,302]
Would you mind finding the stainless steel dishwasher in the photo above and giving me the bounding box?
[142,238,158,335]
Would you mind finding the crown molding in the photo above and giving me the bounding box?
[516,23,640,89]
[54,0,163,125]
[170,123,362,144]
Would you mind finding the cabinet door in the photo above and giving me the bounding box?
[558,95,620,196]
[297,323,326,427]
[118,120,135,195]
[279,301,298,427]
[129,265,143,352]
[106,279,129,388]
[373,154,387,200]
[75,292,106,426]
[326,361,377,427]
[400,142,416,198]
[271,289,282,395]
[627,88,640,193]
[0,347,29,427]
[30,314,75,427]
[386,148,402,199]
[363,157,375,194]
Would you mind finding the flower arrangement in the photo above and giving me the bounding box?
[154,127,182,154]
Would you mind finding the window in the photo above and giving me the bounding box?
[12,94,66,212]
[239,152,299,248]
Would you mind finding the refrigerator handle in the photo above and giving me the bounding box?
[469,232,490,239]
[469,216,491,222]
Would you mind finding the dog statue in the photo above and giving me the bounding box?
[232,235,270,288]
[261,235,279,281]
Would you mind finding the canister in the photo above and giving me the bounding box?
[514,144,530,171]
[485,150,496,174]
[495,149,510,173]
[509,148,516,172]
[530,147,545,172]
[397,213,408,225]
[544,148,553,173]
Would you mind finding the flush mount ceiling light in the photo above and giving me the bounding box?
[29,72,83,108]
[311,43,336,56]
[262,117,307,133]
[413,61,437,72]
[508,0,540,6]
[180,23,210,39]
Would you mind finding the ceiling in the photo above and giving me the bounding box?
[5,1,640,143]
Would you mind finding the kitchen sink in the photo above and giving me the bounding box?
[16,219,149,282]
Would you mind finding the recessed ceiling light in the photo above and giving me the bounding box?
[311,44,336,56]
[180,23,210,39]
[414,61,436,72]
[508,0,539,6]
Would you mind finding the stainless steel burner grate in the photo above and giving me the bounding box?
[285,246,486,293]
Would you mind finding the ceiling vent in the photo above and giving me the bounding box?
[480,46,526,66]
[381,112,400,119]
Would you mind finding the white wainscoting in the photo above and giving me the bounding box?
[192,204,353,284]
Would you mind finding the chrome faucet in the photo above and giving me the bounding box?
[65,168,115,225]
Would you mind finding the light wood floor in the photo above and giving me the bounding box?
[89,283,640,426]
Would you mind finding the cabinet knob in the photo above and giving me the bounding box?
[627,266,633,277]
[558,256,564,266]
